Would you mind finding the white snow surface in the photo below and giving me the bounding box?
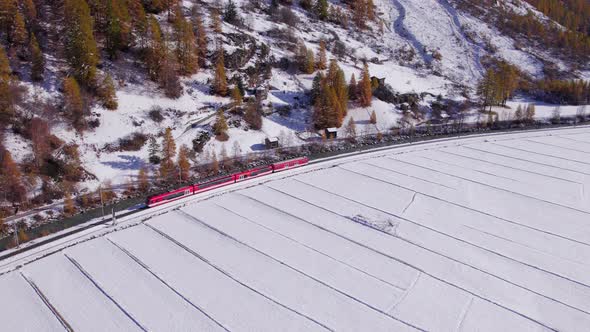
[2,127,590,331]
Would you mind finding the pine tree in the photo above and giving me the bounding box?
[63,77,85,131]
[0,45,14,124]
[104,0,132,59]
[98,74,118,110]
[177,144,190,181]
[212,46,227,96]
[213,109,229,136]
[138,166,149,192]
[29,33,44,82]
[148,136,161,164]
[314,0,328,20]
[514,104,523,123]
[348,73,358,100]
[310,72,323,104]
[231,85,242,105]
[224,0,238,25]
[316,40,327,70]
[64,0,99,86]
[359,62,372,107]
[173,14,198,75]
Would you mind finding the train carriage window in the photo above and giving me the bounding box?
[200,176,233,188]
[250,167,271,176]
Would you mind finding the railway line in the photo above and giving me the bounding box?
[1,123,589,270]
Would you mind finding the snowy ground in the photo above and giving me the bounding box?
[1,126,590,331]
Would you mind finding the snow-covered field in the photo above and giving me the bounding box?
[2,126,590,331]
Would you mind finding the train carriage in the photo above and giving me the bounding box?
[146,156,309,208]
[146,185,194,208]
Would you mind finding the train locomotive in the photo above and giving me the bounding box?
[146,157,309,208]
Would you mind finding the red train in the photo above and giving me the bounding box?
[146,157,309,208]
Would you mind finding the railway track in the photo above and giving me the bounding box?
[1,123,589,268]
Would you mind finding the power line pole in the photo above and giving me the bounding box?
[99,185,105,220]
[13,222,19,248]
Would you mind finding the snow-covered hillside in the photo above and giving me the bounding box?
[2,126,590,331]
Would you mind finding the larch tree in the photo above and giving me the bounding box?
[11,11,27,49]
[328,60,348,119]
[476,69,498,111]
[138,166,149,192]
[63,191,76,216]
[213,109,229,138]
[191,6,208,67]
[369,110,377,124]
[353,0,367,29]
[30,117,50,169]
[64,0,99,86]
[29,33,44,82]
[366,0,375,21]
[160,127,176,180]
[0,45,14,124]
[212,46,227,96]
[0,0,17,38]
[525,104,536,123]
[211,7,222,34]
[345,117,357,140]
[145,15,165,81]
[359,62,372,107]
[231,85,242,105]
[173,13,198,75]
[177,144,190,181]
[304,49,315,74]
[22,0,37,24]
[98,74,118,110]
[316,40,327,70]
[244,100,262,130]
[127,0,148,48]
[63,77,86,131]
[0,149,26,204]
